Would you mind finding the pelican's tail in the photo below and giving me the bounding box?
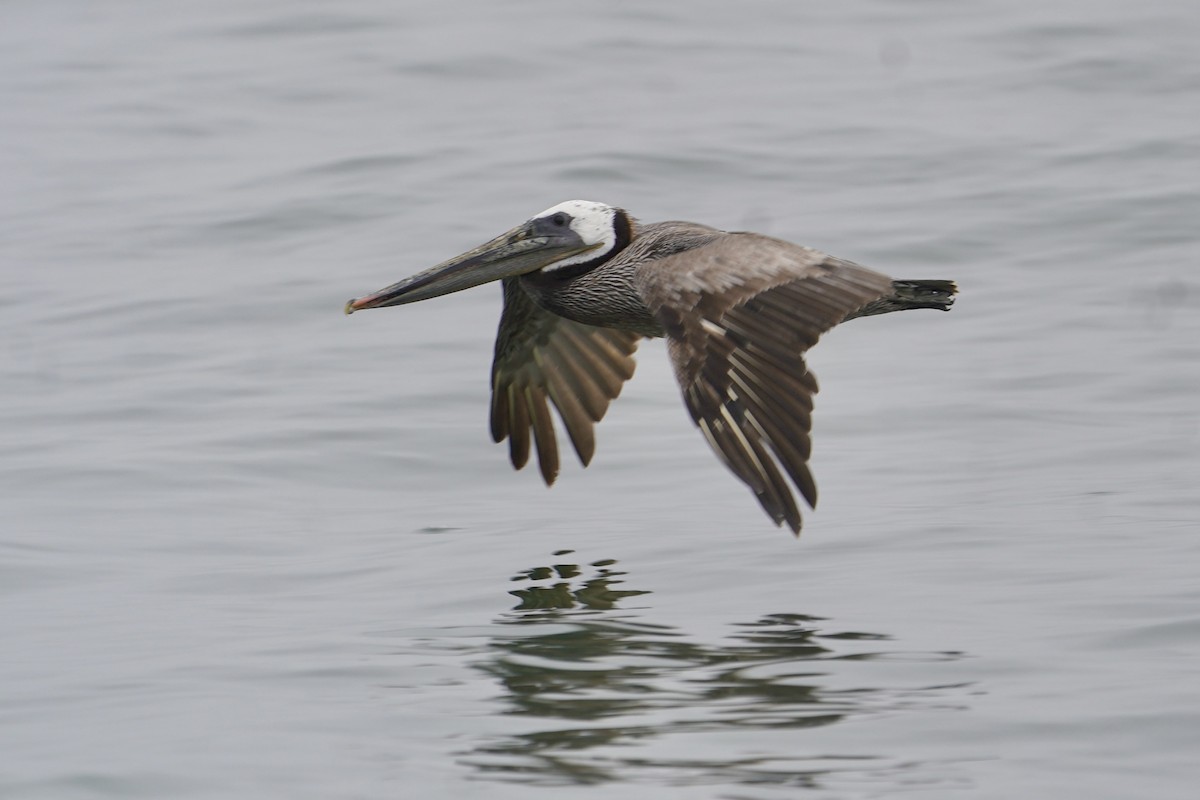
[846,279,957,320]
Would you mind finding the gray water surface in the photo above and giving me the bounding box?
[3,1,1200,798]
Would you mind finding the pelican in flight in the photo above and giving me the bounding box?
[346,201,956,534]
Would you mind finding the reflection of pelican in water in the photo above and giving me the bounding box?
[462,554,971,789]
[347,201,956,533]
[508,555,649,611]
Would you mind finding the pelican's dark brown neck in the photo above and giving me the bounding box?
[515,212,663,336]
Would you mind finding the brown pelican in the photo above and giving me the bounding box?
[346,201,956,534]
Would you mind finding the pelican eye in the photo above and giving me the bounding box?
[549,212,569,227]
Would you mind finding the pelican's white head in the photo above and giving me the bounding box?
[529,200,624,271]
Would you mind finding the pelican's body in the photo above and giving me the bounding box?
[347,201,956,534]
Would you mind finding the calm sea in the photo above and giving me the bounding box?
[3,1,1198,797]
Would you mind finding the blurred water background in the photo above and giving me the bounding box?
[3,1,1199,798]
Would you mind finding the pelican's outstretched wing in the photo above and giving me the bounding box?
[634,230,891,533]
[490,279,641,485]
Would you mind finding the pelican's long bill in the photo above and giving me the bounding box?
[345,219,601,314]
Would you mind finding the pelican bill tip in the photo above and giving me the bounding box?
[344,298,358,315]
